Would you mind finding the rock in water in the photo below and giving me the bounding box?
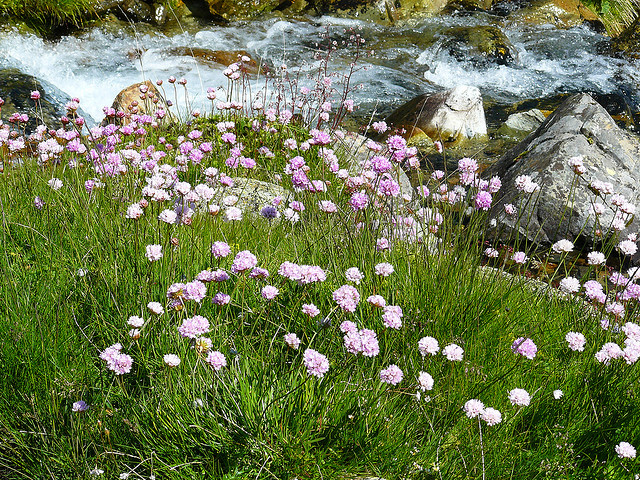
[496,109,546,139]
[0,68,95,134]
[384,85,487,145]
[485,93,640,248]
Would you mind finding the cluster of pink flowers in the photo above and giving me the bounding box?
[508,388,531,406]
[205,351,227,371]
[303,348,330,378]
[284,333,301,349]
[374,262,395,277]
[511,337,537,360]
[566,332,586,352]
[178,315,210,339]
[381,305,403,329]
[341,321,380,357]
[100,343,133,375]
[232,250,258,274]
[332,285,360,312]
[278,262,326,284]
[380,364,404,385]
[211,241,231,258]
[442,343,464,361]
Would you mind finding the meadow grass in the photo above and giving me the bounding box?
[0,54,639,480]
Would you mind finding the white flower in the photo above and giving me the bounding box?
[147,302,164,315]
[618,240,638,256]
[553,389,563,399]
[508,388,531,406]
[158,209,178,224]
[552,239,574,254]
[615,441,637,459]
[48,178,63,190]
[163,354,181,367]
[417,372,434,391]
[463,399,485,418]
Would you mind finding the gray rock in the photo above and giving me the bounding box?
[485,93,640,248]
[384,85,487,145]
[219,177,292,214]
[496,108,546,139]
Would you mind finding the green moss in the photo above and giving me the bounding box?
[582,0,640,36]
[0,0,97,35]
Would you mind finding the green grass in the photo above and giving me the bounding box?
[0,90,639,479]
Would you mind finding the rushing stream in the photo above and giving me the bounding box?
[0,11,639,125]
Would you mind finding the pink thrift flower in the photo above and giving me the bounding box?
[442,343,464,361]
[211,241,231,258]
[367,295,386,308]
[481,407,502,426]
[147,302,164,315]
[284,333,301,349]
[261,285,279,300]
[615,442,636,459]
[511,251,528,264]
[463,399,485,418]
[375,262,395,277]
[474,191,492,210]
[418,336,440,356]
[340,321,358,334]
[417,372,434,391]
[565,332,586,352]
[376,237,390,251]
[345,267,364,284]
[511,337,537,359]
[303,348,330,378]
[349,191,369,211]
[145,244,163,262]
[380,364,404,385]
[206,351,227,371]
[163,354,181,367]
[126,203,144,219]
[178,315,210,339]
[212,292,231,305]
[302,303,320,317]
[232,250,258,274]
[508,388,531,406]
[333,285,360,313]
[382,305,403,329]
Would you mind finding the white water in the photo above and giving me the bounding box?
[0,14,638,122]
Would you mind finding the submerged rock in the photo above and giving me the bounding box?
[439,25,517,66]
[384,85,487,145]
[485,93,640,249]
[496,108,546,139]
[0,68,94,134]
[508,0,601,29]
[165,47,259,73]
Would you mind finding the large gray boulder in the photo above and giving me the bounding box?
[384,85,487,145]
[485,93,640,246]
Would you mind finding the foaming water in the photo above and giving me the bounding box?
[0,15,638,123]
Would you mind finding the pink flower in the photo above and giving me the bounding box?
[340,321,358,334]
[345,267,364,284]
[100,343,133,375]
[511,251,528,264]
[464,399,485,418]
[382,305,403,329]
[261,285,279,300]
[127,316,144,328]
[178,315,210,339]
[417,372,434,391]
[145,244,163,262]
[301,304,320,317]
[212,292,231,305]
[380,364,404,385]
[332,285,360,313]
[511,337,537,359]
[559,277,580,294]
[508,388,530,406]
[418,336,439,356]
[375,262,395,277]
[552,239,574,254]
[474,191,492,210]
[618,240,638,256]
[211,241,231,258]
[442,343,464,361]
[481,407,502,426]
[303,348,330,378]
[367,295,386,308]
[206,351,227,371]
[565,332,586,352]
[376,237,390,251]
[284,333,301,349]
[319,200,337,213]
[147,302,164,315]
[349,191,369,211]
[232,250,258,273]
[615,442,636,459]
[163,354,181,367]
[126,203,144,219]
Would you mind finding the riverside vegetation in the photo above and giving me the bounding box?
[0,35,640,480]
